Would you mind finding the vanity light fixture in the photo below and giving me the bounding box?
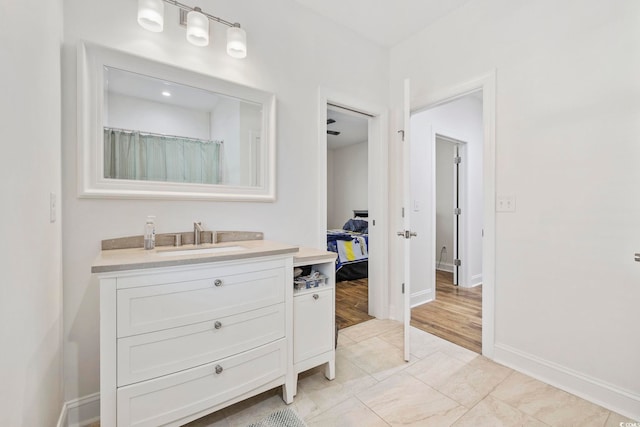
[137,0,164,32]
[186,7,209,46]
[136,0,247,58]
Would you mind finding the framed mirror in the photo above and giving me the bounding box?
[77,42,276,201]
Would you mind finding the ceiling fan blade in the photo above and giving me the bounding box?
[327,130,341,136]
[327,119,336,125]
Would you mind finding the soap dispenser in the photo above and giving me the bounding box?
[144,215,156,250]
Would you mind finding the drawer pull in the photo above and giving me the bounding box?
[313,294,319,300]
[215,365,223,375]
[214,279,223,287]
[214,321,222,329]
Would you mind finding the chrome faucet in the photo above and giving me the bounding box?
[194,221,204,245]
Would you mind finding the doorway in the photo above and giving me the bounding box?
[317,89,389,324]
[326,105,373,329]
[408,91,486,354]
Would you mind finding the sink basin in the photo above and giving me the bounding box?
[157,246,244,257]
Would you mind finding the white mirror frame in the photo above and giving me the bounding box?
[77,42,276,201]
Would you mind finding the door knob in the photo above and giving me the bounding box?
[635,253,640,262]
[397,230,417,239]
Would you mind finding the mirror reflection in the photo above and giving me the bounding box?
[103,66,262,187]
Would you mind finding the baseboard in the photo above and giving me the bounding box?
[493,343,640,420]
[58,393,100,427]
[470,273,482,287]
[436,263,453,273]
[410,289,433,308]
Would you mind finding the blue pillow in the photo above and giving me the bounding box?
[343,218,368,234]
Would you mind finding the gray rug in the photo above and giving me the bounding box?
[247,408,307,427]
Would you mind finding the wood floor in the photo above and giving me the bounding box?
[335,278,374,329]
[334,272,482,353]
[411,270,482,353]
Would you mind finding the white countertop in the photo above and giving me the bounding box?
[91,240,300,273]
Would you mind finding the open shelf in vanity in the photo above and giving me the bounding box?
[291,248,337,396]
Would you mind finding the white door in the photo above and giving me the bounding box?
[453,144,460,286]
[400,79,415,362]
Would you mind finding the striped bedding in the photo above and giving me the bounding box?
[327,229,369,271]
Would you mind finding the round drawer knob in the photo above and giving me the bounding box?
[214,321,222,329]
[313,294,319,300]
[215,365,223,374]
[214,279,223,287]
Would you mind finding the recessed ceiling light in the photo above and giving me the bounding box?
[161,91,171,97]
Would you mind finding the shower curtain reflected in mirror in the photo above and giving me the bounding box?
[104,128,224,184]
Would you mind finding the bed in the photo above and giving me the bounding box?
[327,210,369,282]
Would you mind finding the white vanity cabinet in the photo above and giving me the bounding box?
[292,249,337,395]
[95,251,296,427]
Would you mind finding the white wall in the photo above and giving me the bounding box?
[0,1,64,425]
[107,93,212,140]
[392,0,640,418]
[436,138,455,271]
[327,141,369,229]
[62,0,388,405]
[410,95,483,304]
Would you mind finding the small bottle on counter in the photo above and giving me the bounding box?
[144,215,156,250]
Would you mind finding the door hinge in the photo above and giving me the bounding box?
[398,130,405,141]
[454,156,461,164]
[402,283,405,294]
[402,207,405,218]
[454,259,461,267]
[454,208,461,215]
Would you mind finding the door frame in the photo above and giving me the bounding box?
[433,133,468,287]
[317,87,389,319]
[409,71,496,358]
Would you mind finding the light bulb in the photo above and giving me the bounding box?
[186,8,209,47]
[137,0,164,33]
[227,24,247,59]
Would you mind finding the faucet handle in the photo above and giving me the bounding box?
[173,234,182,247]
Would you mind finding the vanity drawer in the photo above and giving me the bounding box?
[117,303,285,386]
[117,267,285,337]
[117,340,287,427]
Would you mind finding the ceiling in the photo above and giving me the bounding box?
[327,107,368,150]
[105,67,224,111]
[292,0,475,47]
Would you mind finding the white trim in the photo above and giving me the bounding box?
[494,344,640,421]
[410,289,433,308]
[436,263,454,273]
[470,273,483,287]
[56,405,67,427]
[317,87,389,320]
[58,393,100,427]
[410,70,497,359]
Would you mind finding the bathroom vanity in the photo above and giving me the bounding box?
[92,241,336,427]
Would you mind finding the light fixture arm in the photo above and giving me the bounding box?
[162,0,238,28]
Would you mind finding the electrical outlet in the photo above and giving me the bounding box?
[50,192,56,223]
[496,195,516,212]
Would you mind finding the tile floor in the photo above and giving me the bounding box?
[141,320,637,426]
